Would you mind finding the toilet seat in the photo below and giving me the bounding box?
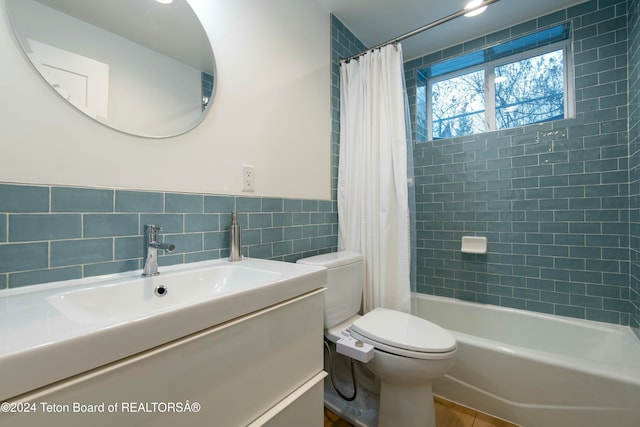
[349,308,457,360]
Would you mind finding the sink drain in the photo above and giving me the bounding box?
[154,285,168,297]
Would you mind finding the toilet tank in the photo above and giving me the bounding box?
[297,252,364,328]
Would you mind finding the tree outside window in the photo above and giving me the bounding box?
[431,69,485,138]
[416,23,573,142]
[430,48,566,140]
[495,50,564,130]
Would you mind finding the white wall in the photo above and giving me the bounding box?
[0,0,331,200]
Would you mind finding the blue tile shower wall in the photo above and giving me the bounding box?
[628,0,640,337]
[406,0,632,325]
[0,183,337,289]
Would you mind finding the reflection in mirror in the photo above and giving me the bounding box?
[7,0,216,138]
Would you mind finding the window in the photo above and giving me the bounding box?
[494,50,565,130]
[431,69,485,138]
[416,24,574,141]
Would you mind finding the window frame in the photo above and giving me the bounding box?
[425,39,574,141]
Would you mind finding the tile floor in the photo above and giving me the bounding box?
[324,396,520,427]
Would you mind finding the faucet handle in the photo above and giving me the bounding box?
[144,224,163,243]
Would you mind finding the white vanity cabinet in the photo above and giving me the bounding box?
[1,290,325,427]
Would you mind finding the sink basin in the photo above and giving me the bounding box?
[48,265,285,324]
[0,258,326,401]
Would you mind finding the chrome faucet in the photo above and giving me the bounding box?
[142,224,175,276]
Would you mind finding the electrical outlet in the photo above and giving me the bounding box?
[241,164,255,192]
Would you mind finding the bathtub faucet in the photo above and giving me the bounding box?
[142,224,176,276]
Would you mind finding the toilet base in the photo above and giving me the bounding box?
[324,377,378,427]
[378,382,436,427]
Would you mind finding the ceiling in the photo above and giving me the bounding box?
[29,0,589,71]
[316,0,589,60]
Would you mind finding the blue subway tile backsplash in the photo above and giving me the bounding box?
[52,187,113,212]
[50,238,114,267]
[84,214,138,238]
[10,214,81,242]
[0,183,338,289]
[0,242,49,273]
[115,190,164,213]
[165,193,203,213]
[0,214,6,242]
[0,184,49,212]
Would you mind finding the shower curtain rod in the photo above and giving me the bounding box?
[341,0,501,63]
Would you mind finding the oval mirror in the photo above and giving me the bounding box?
[6,0,216,138]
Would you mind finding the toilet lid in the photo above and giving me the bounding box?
[350,308,456,354]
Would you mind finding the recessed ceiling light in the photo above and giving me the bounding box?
[155,0,173,4]
[464,0,487,17]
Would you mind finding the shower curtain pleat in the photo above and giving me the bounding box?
[338,44,411,314]
[403,60,418,315]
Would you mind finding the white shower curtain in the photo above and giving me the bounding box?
[338,44,411,314]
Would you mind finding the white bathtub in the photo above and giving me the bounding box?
[415,294,640,427]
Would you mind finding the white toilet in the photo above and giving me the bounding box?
[298,251,456,427]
